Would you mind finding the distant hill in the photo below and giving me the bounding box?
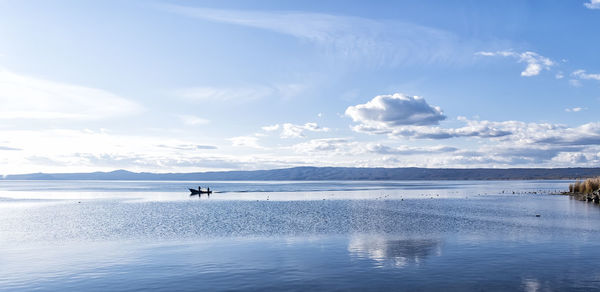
[2,167,600,181]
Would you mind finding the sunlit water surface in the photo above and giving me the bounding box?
[1,180,599,291]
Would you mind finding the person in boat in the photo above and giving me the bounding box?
[207,187,210,193]
[198,186,202,192]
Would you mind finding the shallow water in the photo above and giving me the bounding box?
[1,180,599,291]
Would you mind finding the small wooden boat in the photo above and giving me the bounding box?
[189,188,212,195]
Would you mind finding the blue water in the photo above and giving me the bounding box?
[1,180,599,291]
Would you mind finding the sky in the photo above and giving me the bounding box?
[1,0,600,174]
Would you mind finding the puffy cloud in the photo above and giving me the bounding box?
[291,138,459,157]
[0,69,142,120]
[352,118,514,140]
[552,152,599,165]
[345,93,445,127]
[351,115,600,152]
[533,122,600,146]
[416,143,596,167]
[475,51,554,77]
[584,0,600,9]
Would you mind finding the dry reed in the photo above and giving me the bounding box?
[569,177,600,194]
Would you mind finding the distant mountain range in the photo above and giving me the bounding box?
[2,167,599,181]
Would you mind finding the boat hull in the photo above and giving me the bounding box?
[189,188,212,194]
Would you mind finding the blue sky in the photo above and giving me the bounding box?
[1,0,600,174]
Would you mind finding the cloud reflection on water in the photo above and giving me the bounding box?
[348,235,442,268]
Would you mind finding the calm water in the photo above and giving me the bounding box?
[1,180,599,291]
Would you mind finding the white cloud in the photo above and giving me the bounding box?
[174,85,274,102]
[0,69,142,120]
[287,135,600,168]
[565,107,586,112]
[367,144,458,155]
[178,114,210,125]
[351,116,561,142]
[5,122,600,173]
[292,138,354,153]
[585,0,600,9]
[228,135,263,149]
[262,124,280,131]
[161,5,465,66]
[572,69,600,81]
[569,79,582,87]
[352,122,512,140]
[174,83,305,103]
[281,122,329,138]
[532,122,600,146]
[346,93,446,127]
[262,122,329,138]
[0,145,21,151]
[0,129,235,173]
[156,144,217,150]
[475,50,554,77]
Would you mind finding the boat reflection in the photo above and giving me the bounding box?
[348,235,442,268]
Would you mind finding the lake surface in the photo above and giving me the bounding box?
[1,180,599,291]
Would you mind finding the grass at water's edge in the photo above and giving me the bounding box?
[567,177,600,203]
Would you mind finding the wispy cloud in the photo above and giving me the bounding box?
[475,50,554,77]
[292,138,354,153]
[0,69,142,120]
[174,83,305,103]
[263,122,329,138]
[0,145,21,151]
[565,107,587,112]
[156,144,217,150]
[228,135,264,149]
[367,144,458,155]
[584,0,600,9]
[569,79,583,87]
[178,115,210,126]
[572,69,600,81]
[174,86,273,102]
[161,5,467,66]
[0,129,238,173]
